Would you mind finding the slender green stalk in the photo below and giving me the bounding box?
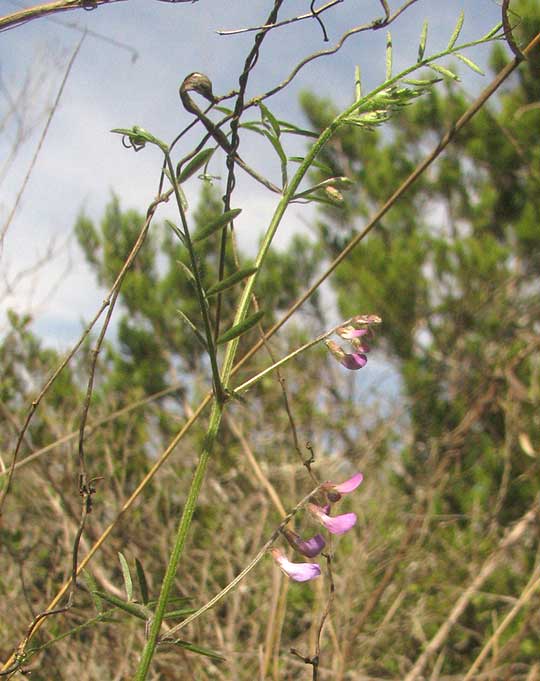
[234,336,323,395]
[164,153,224,403]
[135,32,502,678]
[233,320,350,395]
[134,401,222,679]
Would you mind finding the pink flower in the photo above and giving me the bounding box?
[323,472,364,495]
[336,325,369,340]
[337,327,371,353]
[270,548,322,582]
[282,528,326,557]
[322,472,363,502]
[307,504,357,535]
[326,315,381,371]
[325,340,368,371]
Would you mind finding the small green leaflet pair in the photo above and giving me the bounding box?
[417,9,493,78]
[83,554,224,661]
[167,207,263,347]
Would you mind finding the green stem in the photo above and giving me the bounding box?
[134,401,222,680]
[164,153,224,403]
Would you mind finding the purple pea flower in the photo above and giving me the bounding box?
[325,340,368,371]
[336,325,369,341]
[270,548,322,582]
[337,327,371,354]
[282,528,326,558]
[308,503,357,535]
[327,315,381,371]
[334,472,364,493]
[322,472,364,497]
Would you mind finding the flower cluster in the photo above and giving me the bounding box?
[325,314,381,371]
[270,473,363,582]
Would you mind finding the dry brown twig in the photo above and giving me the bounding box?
[0,35,85,250]
[213,0,286,339]
[226,415,287,518]
[0,195,162,517]
[403,503,539,681]
[463,563,540,681]
[502,0,525,61]
[217,0,343,37]
[0,0,125,32]
[290,552,337,681]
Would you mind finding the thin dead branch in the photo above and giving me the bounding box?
[403,504,539,681]
[0,0,126,32]
[217,0,342,37]
[0,35,85,250]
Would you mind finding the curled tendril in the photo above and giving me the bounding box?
[121,134,146,152]
[311,0,329,42]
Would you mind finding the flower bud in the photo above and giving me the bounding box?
[282,528,326,557]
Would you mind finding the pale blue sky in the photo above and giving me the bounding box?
[0,0,505,347]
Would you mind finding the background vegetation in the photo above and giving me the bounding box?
[1,1,539,679]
